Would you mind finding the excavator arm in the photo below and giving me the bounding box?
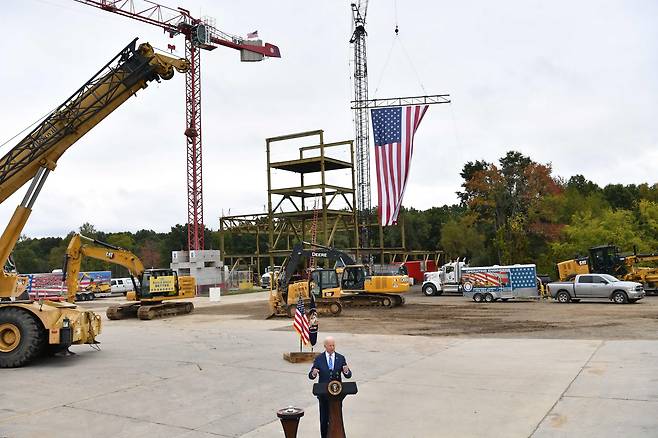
[277,242,355,295]
[63,234,145,303]
[0,39,187,299]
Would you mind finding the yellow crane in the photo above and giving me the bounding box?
[63,234,195,320]
[0,39,188,367]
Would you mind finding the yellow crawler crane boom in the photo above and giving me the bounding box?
[0,39,188,368]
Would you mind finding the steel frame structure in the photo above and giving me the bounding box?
[351,94,451,109]
[74,0,281,251]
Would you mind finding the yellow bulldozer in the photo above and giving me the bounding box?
[269,242,410,317]
[0,39,188,367]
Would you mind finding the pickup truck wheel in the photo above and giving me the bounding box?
[612,291,628,304]
[422,284,437,297]
[556,291,571,303]
[484,293,494,303]
[473,293,483,303]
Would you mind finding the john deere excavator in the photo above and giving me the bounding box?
[63,233,195,320]
[269,242,410,317]
[0,39,188,367]
[558,245,658,294]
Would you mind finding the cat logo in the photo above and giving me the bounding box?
[105,252,114,259]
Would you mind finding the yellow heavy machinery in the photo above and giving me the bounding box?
[0,39,188,367]
[269,243,410,317]
[63,234,195,320]
[558,245,658,294]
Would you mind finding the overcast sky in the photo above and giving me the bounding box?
[1,0,656,238]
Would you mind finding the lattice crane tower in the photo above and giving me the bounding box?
[74,0,281,251]
[350,1,370,250]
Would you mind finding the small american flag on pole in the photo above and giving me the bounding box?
[293,295,310,345]
[371,105,429,226]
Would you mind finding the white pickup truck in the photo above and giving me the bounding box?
[548,274,645,304]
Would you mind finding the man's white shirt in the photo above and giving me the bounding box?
[325,352,335,370]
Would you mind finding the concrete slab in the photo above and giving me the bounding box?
[3,298,658,438]
[532,397,658,438]
[243,338,601,438]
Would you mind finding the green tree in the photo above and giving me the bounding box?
[440,214,487,264]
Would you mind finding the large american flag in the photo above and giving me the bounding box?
[462,271,510,287]
[293,295,310,345]
[371,105,429,226]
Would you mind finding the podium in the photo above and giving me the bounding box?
[313,380,358,438]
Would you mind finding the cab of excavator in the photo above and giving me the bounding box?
[310,269,340,298]
[139,269,179,298]
[341,265,367,291]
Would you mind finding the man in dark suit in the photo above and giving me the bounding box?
[308,336,352,438]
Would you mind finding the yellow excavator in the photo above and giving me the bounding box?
[0,39,188,367]
[63,233,195,320]
[269,242,410,317]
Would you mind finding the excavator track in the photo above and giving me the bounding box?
[106,302,194,320]
[137,302,194,320]
[274,299,342,319]
[106,303,140,320]
[339,293,405,309]
[316,300,342,316]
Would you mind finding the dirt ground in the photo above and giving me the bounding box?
[191,288,658,340]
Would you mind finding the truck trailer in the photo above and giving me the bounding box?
[422,261,540,302]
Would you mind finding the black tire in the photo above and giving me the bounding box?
[381,296,393,308]
[422,283,438,297]
[484,293,494,303]
[612,290,628,304]
[473,293,483,303]
[556,291,571,303]
[0,307,46,368]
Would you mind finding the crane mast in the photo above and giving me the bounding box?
[74,0,282,252]
[350,2,371,252]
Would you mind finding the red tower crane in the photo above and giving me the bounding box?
[74,0,281,251]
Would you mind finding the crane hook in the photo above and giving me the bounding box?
[395,25,399,35]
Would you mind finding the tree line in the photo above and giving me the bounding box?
[12,151,658,277]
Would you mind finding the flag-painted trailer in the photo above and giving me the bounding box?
[422,261,540,301]
[461,264,539,302]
